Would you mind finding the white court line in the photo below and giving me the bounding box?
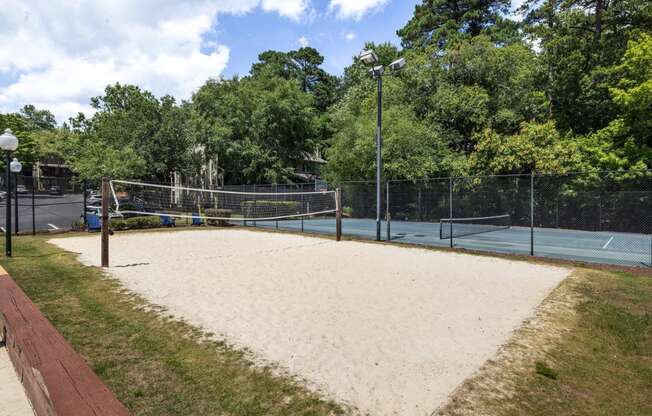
[602,236,614,249]
[47,223,60,230]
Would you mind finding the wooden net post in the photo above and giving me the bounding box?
[336,188,342,242]
[101,177,110,267]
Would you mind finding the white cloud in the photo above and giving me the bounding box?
[298,36,310,47]
[0,0,310,123]
[345,32,356,41]
[261,0,310,21]
[328,0,388,20]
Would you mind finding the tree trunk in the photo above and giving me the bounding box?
[594,0,603,44]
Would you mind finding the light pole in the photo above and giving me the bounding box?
[0,129,19,257]
[358,49,406,241]
[11,158,22,235]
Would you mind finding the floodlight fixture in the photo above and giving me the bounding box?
[370,65,385,77]
[359,49,379,66]
[389,57,406,72]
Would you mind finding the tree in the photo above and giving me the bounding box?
[0,113,38,168]
[398,0,511,49]
[469,121,582,174]
[191,74,318,184]
[84,83,192,181]
[19,105,56,131]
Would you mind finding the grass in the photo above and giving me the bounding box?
[1,230,651,415]
[0,234,347,416]
[439,268,652,416]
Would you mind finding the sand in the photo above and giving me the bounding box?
[51,229,570,415]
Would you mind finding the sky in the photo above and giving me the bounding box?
[0,0,420,123]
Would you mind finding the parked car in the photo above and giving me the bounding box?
[84,206,123,219]
[16,184,28,194]
[0,191,6,200]
[87,195,102,206]
[48,186,63,195]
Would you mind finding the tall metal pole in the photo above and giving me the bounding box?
[5,153,12,257]
[31,178,35,235]
[14,175,18,235]
[376,75,383,241]
[449,176,454,248]
[386,180,391,241]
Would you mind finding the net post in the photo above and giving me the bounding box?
[336,188,342,242]
[530,173,534,256]
[101,177,110,268]
[449,177,453,248]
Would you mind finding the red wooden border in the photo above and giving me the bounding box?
[0,270,131,416]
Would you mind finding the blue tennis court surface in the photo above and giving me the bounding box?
[244,217,652,268]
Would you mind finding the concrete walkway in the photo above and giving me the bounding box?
[0,346,34,416]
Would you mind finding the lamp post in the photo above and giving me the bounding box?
[0,129,19,257]
[11,158,22,235]
[358,50,406,241]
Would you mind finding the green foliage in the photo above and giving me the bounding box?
[111,216,161,231]
[0,113,38,168]
[398,0,512,49]
[191,73,318,184]
[324,76,463,182]
[470,122,582,174]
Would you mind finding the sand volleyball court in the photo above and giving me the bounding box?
[51,229,570,415]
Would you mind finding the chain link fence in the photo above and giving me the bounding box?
[0,175,87,233]
[4,172,648,268]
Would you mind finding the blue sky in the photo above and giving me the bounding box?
[215,0,420,77]
[0,1,429,122]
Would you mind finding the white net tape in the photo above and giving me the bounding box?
[110,180,337,221]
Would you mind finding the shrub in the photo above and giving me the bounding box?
[204,208,232,226]
[111,216,161,231]
[71,219,86,231]
[240,200,301,215]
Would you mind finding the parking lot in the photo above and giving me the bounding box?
[0,193,85,233]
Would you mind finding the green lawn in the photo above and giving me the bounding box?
[1,232,651,415]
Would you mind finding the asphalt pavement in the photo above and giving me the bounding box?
[0,193,84,233]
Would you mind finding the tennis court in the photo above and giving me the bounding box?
[249,217,652,268]
[51,229,570,416]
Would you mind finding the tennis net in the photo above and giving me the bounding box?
[110,180,337,221]
[439,214,511,239]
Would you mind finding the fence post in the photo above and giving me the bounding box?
[101,177,110,268]
[449,177,454,248]
[386,181,391,241]
[530,173,534,256]
[336,188,342,241]
[32,177,35,235]
[82,179,87,225]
